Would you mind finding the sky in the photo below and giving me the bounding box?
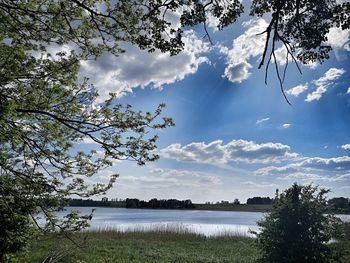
[77,3,350,203]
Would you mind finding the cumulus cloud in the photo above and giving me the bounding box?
[80,30,210,101]
[255,165,299,176]
[257,156,350,177]
[286,84,308,97]
[161,139,298,165]
[219,18,268,83]
[224,61,252,83]
[278,172,350,182]
[347,87,350,94]
[281,123,291,129]
[326,27,350,51]
[255,154,350,185]
[256,117,270,125]
[341,144,350,150]
[299,156,350,171]
[305,68,346,102]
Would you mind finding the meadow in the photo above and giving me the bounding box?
[12,223,350,263]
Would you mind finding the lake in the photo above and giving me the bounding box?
[54,207,350,237]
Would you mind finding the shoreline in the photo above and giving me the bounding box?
[68,204,273,213]
[68,205,350,215]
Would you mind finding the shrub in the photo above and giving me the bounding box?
[255,183,343,263]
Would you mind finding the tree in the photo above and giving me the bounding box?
[1,0,349,259]
[255,184,343,263]
[247,196,273,205]
[0,0,176,260]
[328,197,350,213]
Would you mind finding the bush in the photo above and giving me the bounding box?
[255,183,343,263]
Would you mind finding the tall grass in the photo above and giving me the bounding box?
[86,222,253,238]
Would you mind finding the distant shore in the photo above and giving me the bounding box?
[68,204,350,215]
[69,202,273,212]
[68,197,350,214]
[192,203,272,212]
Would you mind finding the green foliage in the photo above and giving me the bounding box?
[255,184,343,263]
[0,183,37,261]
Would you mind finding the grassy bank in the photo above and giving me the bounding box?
[13,231,258,263]
[12,223,350,263]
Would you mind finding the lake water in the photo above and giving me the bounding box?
[54,207,350,237]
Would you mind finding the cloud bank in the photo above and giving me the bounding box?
[80,30,210,101]
[161,139,298,165]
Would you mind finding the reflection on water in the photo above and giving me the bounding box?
[55,207,263,237]
[49,207,350,237]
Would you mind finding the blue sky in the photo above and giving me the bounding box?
[78,6,350,203]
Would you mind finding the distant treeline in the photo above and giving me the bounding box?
[68,196,350,213]
[246,197,274,205]
[69,198,125,207]
[125,198,194,209]
[68,198,195,210]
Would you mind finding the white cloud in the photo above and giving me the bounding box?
[347,87,350,94]
[299,156,350,171]
[161,139,298,165]
[326,27,350,51]
[206,13,220,31]
[286,84,308,97]
[150,168,222,185]
[274,46,318,69]
[255,165,300,176]
[80,30,210,101]
[257,168,350,184]
[278,172,350,183]
[305,68,346,102]
[281,123,291,129]
[341,144,350,150]
[240,181,278,188]
[224,61,252,83]
[256,117,270,125]
[278,172,329,182]
[273,46,288,65]
[333,173,350,181]
[220,18,268,83]
[257,156,350,177]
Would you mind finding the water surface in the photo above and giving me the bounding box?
[55,207,350,237]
